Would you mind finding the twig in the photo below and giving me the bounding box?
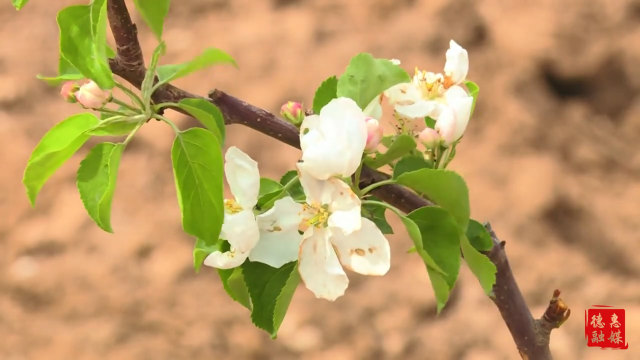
[105,1,570,358]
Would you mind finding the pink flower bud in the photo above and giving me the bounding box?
[60,81,79,103]
[418,128,440,149]
[74,81,111,109]
[364,117,383,152]
[435,107,457,147]
[280,101,304,125]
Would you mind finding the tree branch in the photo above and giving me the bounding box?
[105,1,570,358]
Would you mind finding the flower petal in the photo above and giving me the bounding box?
[444,40,469,85]
[395,100,438,120]
[435,106,457,146]
[385,83,421,106]
[300,98,368,179]
[326,179,361,236]
[330,218,391,276]
[221,209,260,254]
[298,227,349,301]
[203,249,249,269]
[297,163,336,205]
[224,146,260,209]
[444,86,473,142]
[250,197,305,268]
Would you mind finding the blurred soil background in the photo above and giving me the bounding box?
[1,0,639,359]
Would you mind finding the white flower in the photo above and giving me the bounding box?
[299,97,368,180]
[295,165,391,301]
[386,40,473,145]
[204,146,261,269]
[204,147,306,270]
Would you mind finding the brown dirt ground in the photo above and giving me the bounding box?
[1,0,639,359]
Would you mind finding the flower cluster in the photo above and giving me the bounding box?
[205,97,391,301]
[203,39,474,301]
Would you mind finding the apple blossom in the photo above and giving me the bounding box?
[295,165,391,301]
[60,81,79,103]
[299,97,368,180]
[385,40,473,145]
[281,101,304,126]
[74,80,111,109]
[364,117,383,152]
[204,147,306,270]
[435,107,457,146]
[418,127,440,149]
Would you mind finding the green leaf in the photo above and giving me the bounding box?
[157,48,236,86]
[465,80,479,117]
[178,98,225,144]
[395,169,470,231]
[171,128,225,244]
[407,207,461,290]
[133,0,170,40]
[23,113,99,206]
[280,170,305,202]
[336,53,410,110]
[461,235,496,295]
[426,267,451,314]
[12,0,29,10]
[76,142,124,233]
[393,155,432,179]
[365,134,417,169]
[398,215,446,276]
[219,267,253,311]
[467,219,494,252]
[57,4,114,89]
[193,238,218,272]
[362,197,393,234]
[87,118,142,136]
[36,56,84,85]
[424,116,436,129]
[242,260,300,338]
[257,178,283,209]
[312,76,338,114]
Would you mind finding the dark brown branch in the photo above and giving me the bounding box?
[106,1,570,358]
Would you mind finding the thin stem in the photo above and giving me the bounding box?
[115,82,144,109]
[98,108,129,117]
[153,102,180,112]
[360,178,397,196]
[111,97,140,113]
[123,121,145,146]
[438,147,452,169]
[154,114,181,134]
[361,199,404,217]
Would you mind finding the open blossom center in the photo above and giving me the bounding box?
[224,199,243,214]
[299,203,330,231]
[413,68,447,100]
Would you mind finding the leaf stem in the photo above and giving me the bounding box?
[115,82,144,109]
[154,114,181,134]
[361,199,404,217]
[360,178,397,196]
[153,102,180,112]
[123,121,145,146]
[110,97,139,113]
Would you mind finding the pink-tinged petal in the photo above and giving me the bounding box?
[435,107,457,147]
[203,249,249,269]
[444,86,473,142]
[224,146,260,209]
[330,217,391,276]
[251,197,305,268]
[298,227,349,301]
[444,40,469,85]
[220,209,259,254]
